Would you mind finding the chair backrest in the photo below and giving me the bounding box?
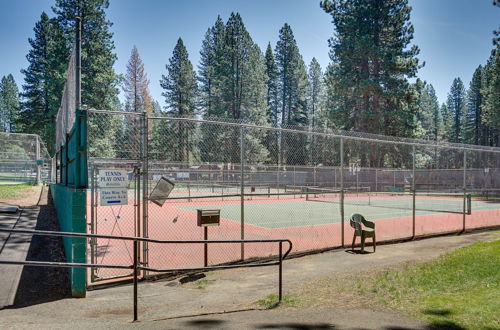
[350,213,365,231]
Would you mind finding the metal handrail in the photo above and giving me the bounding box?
[0,227,292,321]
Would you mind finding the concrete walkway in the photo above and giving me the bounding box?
[0,228,496,329]
[0,188,42,309]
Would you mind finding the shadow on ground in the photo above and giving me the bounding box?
[10,187,71,308]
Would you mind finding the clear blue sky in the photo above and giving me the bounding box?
[0,0,498,106]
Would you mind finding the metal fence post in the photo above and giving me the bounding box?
[142,112,149,277]
[462,150,467,233]
[35,136,41,185]
[340,138,345,247]
[90,164,96,282]
[412,145,416,239]
[240,125,245,260]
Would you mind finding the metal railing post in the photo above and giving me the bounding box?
[133,239,138,322]
[340,138,344,247]
[204,227,208,267]
[462,150,467,233]
[240,126,245,260]
[412,145,416,239]
[279,241,283,302]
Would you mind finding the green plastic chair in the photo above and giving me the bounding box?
[350,213,376,253]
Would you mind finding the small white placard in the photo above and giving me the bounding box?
[98,169,130,188]
[100,188,128,206]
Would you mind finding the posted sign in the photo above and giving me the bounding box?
[99,169,130,206]
[100,188,128,206]
[98,170,130,188]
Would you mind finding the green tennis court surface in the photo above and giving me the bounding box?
[176,196,500,229]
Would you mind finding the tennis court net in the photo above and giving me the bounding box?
[304,187,471,215]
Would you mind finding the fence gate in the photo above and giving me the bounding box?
[89,161,143,283]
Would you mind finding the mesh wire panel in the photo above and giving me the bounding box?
[147,118,244,269]
[0,132,53,188]
[85,110,500,282]
[465,150,500,230]
[55,44,76,151]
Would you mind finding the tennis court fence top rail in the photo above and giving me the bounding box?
[86,109,500,154]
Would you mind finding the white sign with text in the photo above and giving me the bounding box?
[98,169,130,188]
[100,188,128,206]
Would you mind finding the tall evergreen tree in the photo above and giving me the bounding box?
[446,78,466,143]
[53,0,121,157]
[264,43,279,127]
[307,58,324,129]
[463,66,484,145]
[263,43,280,164]
[123,46,151,113]
[416,84,441,141]
[440,103,452,142]
[158,38,198,162]
[121,46,151,158]
[275,23,309,165]
[18,12,67,153]
[482,46,500,146]
[275,23,308,127]
[321,0,422,143]
[198,13,269,164]
[0,75,20,133]
[198,16,225,117]
[53,0,119,109]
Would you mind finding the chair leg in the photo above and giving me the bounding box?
[373,233,376,252]
[352,234,356,251]
[361,234,366,253]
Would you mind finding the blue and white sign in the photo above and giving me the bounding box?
[100,188,128,206]
[98,169,130,188]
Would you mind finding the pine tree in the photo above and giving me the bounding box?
[53,0,121,157]
[482,46,500,146]
[0,75,20,133]
[198,13,268,164]
[446,78,466,143]
[307,58,324,129]
[416,84,441,141]
[53,0,119,109]
[463,66,483,145]
[264,43,280,164]
[264,43,279,127]
[123,46,150,113]
[158,38,198,162]
[321,0,422,142]
[198,16,225,117]
[18,12,67,154]
[275,23,309,165]
[441,103,452,142]
[121,46,151,158]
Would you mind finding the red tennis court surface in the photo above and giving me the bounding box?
[87,194,500,282]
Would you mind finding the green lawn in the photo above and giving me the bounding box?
[298,233,500,329]
[0,184,35,199]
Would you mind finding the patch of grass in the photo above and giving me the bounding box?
[194,278,216,289]
[299,236,500,329]
[256,294,300,309]
[0,184,34,199]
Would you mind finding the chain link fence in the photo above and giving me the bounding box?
[0,132,53,186]
[86,109,500,283]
